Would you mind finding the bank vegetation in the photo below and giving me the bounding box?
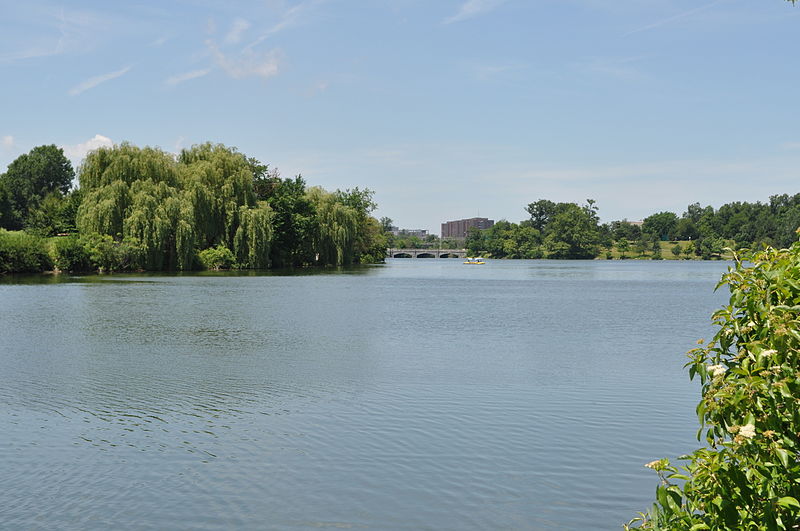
[0,143,386,274]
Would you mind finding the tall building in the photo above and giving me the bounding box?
[441,217,494,239]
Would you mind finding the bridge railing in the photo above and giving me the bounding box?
[386,248,467,258]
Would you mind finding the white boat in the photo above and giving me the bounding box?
[463,257,485,264]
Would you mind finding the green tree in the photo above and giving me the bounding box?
[77,142,272,270]
[683,240,695,259]
[541,200,601,259]
[651,237,663,260]
[261,175,317,267]
[525,199,558,231]
[671,243,682,258]
[617,238,630,258]
[0,145,74,230]
[634,234,649,257]
[379,216,394,232]
[642,211,678,241]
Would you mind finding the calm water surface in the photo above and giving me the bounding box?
[0,259,731,530]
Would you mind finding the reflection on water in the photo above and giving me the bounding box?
[0,259,730,529]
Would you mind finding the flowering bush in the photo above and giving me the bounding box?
[628,241,800,529]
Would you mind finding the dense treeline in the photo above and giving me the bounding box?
[465,199,602,259]
[464,196,800,260]
[0,142,386,273]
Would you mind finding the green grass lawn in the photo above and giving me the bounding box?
[601,240,735,260]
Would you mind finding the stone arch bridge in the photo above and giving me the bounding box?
[387,248,467,258]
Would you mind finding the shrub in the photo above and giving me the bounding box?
[51,235,93,272]
[81,233,145,272]
[627,241,800,529]
[0,230,52,273]
[198,245,236,270]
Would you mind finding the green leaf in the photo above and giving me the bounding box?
[776,448,790,468]
[777,496,800,509]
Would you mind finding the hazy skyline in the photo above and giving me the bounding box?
[1,0,798,232]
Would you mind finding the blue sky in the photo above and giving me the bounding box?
[1,0,798,232]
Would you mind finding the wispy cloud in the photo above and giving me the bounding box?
[306,80,330,97]
[165,68,212,86]
[206,40,279,79]
[225,18,251,44]
[0,5,116,64]
[69,66,131,96]
[444,0,506,24]
[624,0,724,36]
[1,135,14,151]
[465,61,527,81]
[61,134,113,164]
[244,0,323,50]
[0,47,62,63]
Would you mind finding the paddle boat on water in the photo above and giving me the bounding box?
[463,257,485,265]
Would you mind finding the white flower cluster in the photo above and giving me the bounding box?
[707,364,727,377]
[739,423,756,439]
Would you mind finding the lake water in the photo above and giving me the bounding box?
[0,259,731,530]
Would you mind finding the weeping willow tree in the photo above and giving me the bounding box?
[307,186,360,266]
[77,142,272,270]
[74,141,385,271]
[305,186,385,266]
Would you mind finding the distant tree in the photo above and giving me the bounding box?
[642,211,678,241]
[634,234,649,257]
[465,226,485,255]
[671,243,682,258]
[617,238,629,257]
[673,217,699,241]
[651,237,663,260]
[249,157,280,201]
[0,145,74,230]
[379,216,394,232]
[609,220,641,241]
[683,241,695,259]
[541,200,601,259]
[525,199,558,231]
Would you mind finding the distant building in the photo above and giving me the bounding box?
[390,228,429,238]
[441,217,494,239]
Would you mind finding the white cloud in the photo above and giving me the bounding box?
[206,40,279,79]
[1,135,14,150]
[244,0,323,50]
[444,0,506,24]
[69,66,131,96]
[306,80,330,96]
[465,61,527,81]
[0,6,109,64]
[174,136,186,154]
[61,134,113,165]
[624,0,723,36]
[165,68,212,86]
[225,18,251,44]
[780,141,800,150]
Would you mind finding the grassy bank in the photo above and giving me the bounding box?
[600,240,735,260]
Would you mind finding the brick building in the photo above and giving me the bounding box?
[441,217,495,239]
